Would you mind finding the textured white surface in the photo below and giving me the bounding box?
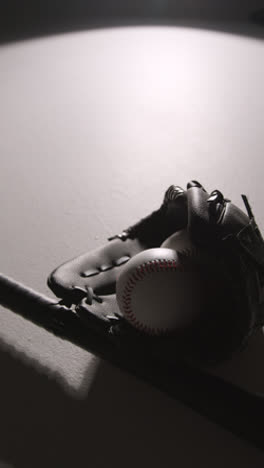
[0,26,264,466]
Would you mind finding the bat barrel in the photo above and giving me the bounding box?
[0,272,57,311]
[0,272,78,336]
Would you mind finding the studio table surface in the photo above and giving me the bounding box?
[1,25,264,468]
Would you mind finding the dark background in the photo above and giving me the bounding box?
[0,0,264,45]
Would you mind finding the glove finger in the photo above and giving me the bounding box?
[48,237,145,301]
[186,181,214,245]
[48,185,188,301]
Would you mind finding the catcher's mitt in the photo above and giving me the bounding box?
[48,180,264,364]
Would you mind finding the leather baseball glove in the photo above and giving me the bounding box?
[48,180,264,364]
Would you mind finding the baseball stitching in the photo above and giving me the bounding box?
[121,250,199,335]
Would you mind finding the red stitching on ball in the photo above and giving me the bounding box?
[120,255,188,335]
[119,249,209,336]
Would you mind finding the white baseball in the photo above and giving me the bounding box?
[116,237,208,336]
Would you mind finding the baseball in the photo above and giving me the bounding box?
[116,243,208,336]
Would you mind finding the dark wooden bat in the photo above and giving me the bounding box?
[0,272,263,452]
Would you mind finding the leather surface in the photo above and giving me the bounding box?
[48,238,146,301]
[187,185,249,245]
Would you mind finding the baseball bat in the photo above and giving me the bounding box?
[0,272,263,451]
